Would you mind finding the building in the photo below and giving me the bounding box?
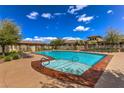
[58,40,85,50]
[86,36,103,48]
[0,41,49,53]
[87,35,124,50]
[1,35,124,53]
[87,36,103,42]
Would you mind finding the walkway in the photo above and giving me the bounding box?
[95,52,124,88]
[0,54,85,88]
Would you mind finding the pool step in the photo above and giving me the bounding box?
[57,62,91,75]
[42,59,91,75]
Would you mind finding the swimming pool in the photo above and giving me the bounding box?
[36,51,106,75]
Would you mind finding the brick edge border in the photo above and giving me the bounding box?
[31,52,113,87]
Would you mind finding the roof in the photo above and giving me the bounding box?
[63,40,85,44]
[63,40,77,44]
[88,36,102,39]
[17,41,45,45]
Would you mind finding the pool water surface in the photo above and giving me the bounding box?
[36,51,106,75]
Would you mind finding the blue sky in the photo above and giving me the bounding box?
[0,5,124,43]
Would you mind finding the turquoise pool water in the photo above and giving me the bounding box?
[36,51,106,75]
[42,60,91,75]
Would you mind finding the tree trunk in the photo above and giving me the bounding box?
[1,45,5,56]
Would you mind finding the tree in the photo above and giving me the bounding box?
[78,40,85,45]
[0,19,21,56]
[73,40,84,50]
[50,39,64,49]
[104,28,121,47]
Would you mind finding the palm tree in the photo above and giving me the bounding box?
[0,19,21,56]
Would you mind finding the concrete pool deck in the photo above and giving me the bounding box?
[95,52,124,88]
[0,53,86,88]
[0,52,124,88]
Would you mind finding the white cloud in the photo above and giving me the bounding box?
[53,13,66,16]
[73,26,90,32]
[107,10,113,14]
[68,5,88,14]
[24,36,83,43]
[26,11,39,20]
[41,13,53,19]
[77,14,94,22]
[24,36,57,43]
[62,37,81,40]
[24,38,33,41]
[26,12,66,20]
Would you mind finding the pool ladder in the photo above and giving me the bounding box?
[43,61,50,66]
[40,58,51,68]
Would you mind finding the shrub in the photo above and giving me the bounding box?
[3,51,22,61]
[87,48,118,52]
[10,52,20,60]
[0,55,3,59]
[18,51,23,57]
[11,53,20,60]
[6,51,17,56]
[4,56,12,61]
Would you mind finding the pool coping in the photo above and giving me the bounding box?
[31,51,113,87]
[35,50,107,56]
